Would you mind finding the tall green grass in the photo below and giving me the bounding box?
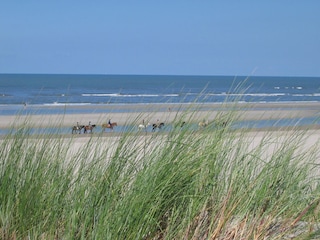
[0,105,319,239]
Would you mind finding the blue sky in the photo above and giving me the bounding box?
[1,1,319,76]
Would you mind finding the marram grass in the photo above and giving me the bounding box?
[0,106,320,239]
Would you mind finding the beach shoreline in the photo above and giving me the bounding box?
[0,101,319,129]
[2,101,319,165]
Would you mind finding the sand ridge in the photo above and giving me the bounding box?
[0,102,319,128]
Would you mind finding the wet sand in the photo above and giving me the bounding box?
[0,102,319,128]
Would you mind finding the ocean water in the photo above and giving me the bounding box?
[1,74,320,115]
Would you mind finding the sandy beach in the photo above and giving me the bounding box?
[1,101,319,166]
[66,128,320,165]
[0,101,319,129]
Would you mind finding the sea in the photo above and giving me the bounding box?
[0,74,320,133]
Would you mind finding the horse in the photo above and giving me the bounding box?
[172,121,186,129]
[198,120,209,128]
[72,125,84,134]
[72,123,84,134]
[138,122,151,131]
[83,124,96,134]
[179,121,186,128]
[152,122,164,132]
[215,120,228,128]
[102,122,117,131]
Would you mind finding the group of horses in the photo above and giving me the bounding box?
[198,119,228,128]
[138,121,165,132]
[72,119,225,134]
[71,121,117,134]
[72,120,165,134]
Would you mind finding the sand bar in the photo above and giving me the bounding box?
[0,102,319,129]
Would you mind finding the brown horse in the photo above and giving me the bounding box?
[102,122,117,131]
[152,122,164,132]
[198,120,209,128]
[83,124,96,133]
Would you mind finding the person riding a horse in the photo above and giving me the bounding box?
[72,122,84,134]
[102,119,117,131]
[84,121,96,133]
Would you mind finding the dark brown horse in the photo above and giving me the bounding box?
[102,122,117,131]
[83,124,96,133]
[152,122,164,132]
[72,123,84,134]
